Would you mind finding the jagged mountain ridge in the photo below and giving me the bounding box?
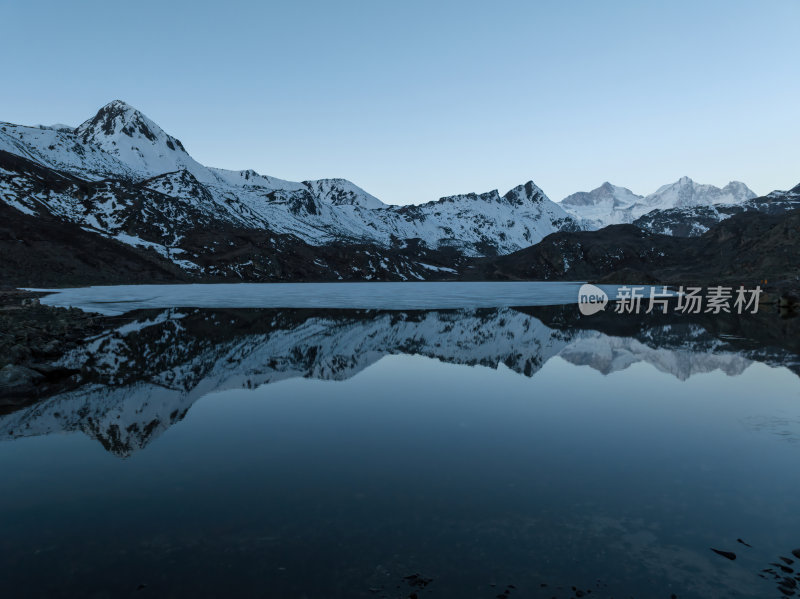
[0,100,578,273]
[560,177,758,231]
[0,164,471,286]
[466,203,800,287]
[2,100,794,284]
[560,182,644,230]
[633,182,800,236]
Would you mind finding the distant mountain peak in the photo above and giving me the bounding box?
[646,177,756,210]
[503,180,549,206]
[434,181,549,207]
[722,180,753,193]
[558,176,758,232]
[557,182,643,230]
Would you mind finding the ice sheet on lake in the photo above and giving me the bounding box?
[30,282,623,315]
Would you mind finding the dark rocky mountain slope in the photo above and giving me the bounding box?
[464,206,800,294]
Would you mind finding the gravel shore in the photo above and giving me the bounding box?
[0,288,112,409]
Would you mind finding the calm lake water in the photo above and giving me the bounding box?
[2,283,800,598]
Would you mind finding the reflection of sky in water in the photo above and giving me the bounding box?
[1,305,799,598]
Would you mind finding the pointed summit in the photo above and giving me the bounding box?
[561,182,642,208]
[503,181,550,206]
[76,100,160,142]
[73,101,214,183]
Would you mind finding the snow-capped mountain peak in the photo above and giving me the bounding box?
[302,178,386,209]
[720,180,756,199]
[73,100,216,184]
[1,101,587,266]
[643,176,756,210]
[561,182,642,209]
[430,181,552,209]
[560,177,758,230]
[503,180,551,206]
[559,182,643,229]
[75,100,167,145]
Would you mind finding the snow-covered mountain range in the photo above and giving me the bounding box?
[632,181,800,236]
[1,100,796,283]
[0,100,577,279]
[558,177,800,238]
[559,177,758,231]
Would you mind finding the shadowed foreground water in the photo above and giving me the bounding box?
[1,302,799,598]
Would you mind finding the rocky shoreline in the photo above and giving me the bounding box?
[0,288,120,409]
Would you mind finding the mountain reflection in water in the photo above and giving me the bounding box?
[1,304,800,599]
[1,305,797,457]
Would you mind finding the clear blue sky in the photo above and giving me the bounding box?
[2,0,798,204]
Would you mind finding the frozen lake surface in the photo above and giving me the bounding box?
[31,281,622,315]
